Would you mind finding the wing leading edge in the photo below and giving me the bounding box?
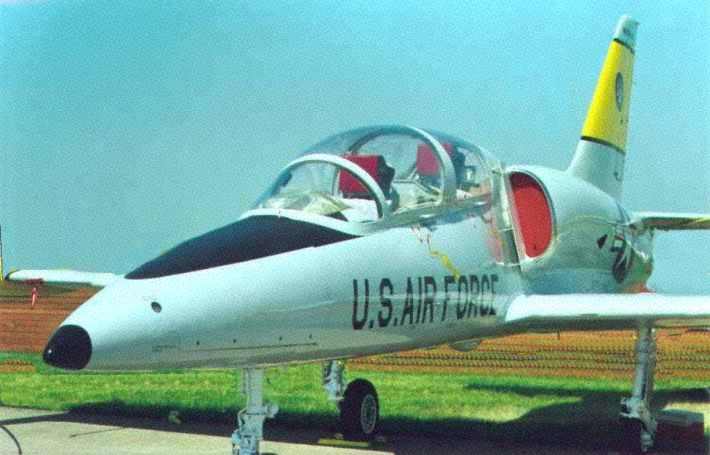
[632,212,710,231]
[6,269,120,288]
[505,294,710,332]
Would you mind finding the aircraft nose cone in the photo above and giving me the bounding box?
[43,325,92,370]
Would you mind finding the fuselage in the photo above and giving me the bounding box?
[43,126,653,371]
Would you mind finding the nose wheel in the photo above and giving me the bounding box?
[339,378,380,440]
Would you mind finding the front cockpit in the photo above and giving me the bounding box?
[251,125,497,232]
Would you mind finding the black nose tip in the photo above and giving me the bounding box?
[43,325,92,370]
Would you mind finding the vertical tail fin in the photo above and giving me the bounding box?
[568,15,639,200]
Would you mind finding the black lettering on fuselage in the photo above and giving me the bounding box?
[442,275,455,321]
[401,277,415,325]
[480,275,490,316]
[353,274,499,330]
[378,279,394,327]
[422,276,436,323]
[352,279,369,330]
[490,274,498,316]
[468,274,480,318]
[456,276,468,320]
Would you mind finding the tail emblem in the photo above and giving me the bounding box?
[614,73,624,112]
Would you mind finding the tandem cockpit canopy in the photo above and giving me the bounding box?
[251,125,497,230]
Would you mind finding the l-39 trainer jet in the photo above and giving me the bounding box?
[17,15,710,455]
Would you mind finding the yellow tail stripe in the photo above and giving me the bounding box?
[580,40,635,153]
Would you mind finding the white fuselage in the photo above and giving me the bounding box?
[61,210,519,370]
[55,166,652,371]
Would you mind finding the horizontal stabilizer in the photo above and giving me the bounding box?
[6,269,120,288]
[505,294,710,331]
[632,211,710,231]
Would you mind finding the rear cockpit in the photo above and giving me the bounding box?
[249,125,497,233]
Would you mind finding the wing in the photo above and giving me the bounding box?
[632,211,710,231]
[6,269,120,288]
[505,294,710,331]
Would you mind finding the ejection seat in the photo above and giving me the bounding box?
[416,143,473,204]
[416,143,466,187]
[338,154,395,221]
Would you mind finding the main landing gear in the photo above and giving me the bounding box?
[619,326,657,453]
[323,360,380,440]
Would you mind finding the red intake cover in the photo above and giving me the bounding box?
[510,172,553,258]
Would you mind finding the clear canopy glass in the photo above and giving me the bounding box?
[255,125,497,223]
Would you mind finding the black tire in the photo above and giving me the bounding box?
[339,379,379,440]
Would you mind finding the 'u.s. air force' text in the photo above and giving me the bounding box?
[352,274,499,330]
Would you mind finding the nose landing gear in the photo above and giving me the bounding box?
[231,369,278,455]
[232,362,381,455]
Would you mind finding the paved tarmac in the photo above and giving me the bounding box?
[0,406,591,455]
[0,406,706,455]
[1,406,377,455]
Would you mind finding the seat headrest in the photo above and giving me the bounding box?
[339,154,392,199]
[416,143,454,176]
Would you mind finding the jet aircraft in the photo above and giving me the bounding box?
[14,15,710,455]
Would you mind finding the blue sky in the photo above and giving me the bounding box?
[1,1,708,293]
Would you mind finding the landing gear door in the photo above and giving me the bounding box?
[489,165,520,267]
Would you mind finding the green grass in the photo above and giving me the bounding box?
[0,352,707,451]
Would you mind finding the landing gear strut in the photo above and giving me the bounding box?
[323,360,380,441]
[620,326,657,453]
[323,360,346,402]
[232,369,278,455]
